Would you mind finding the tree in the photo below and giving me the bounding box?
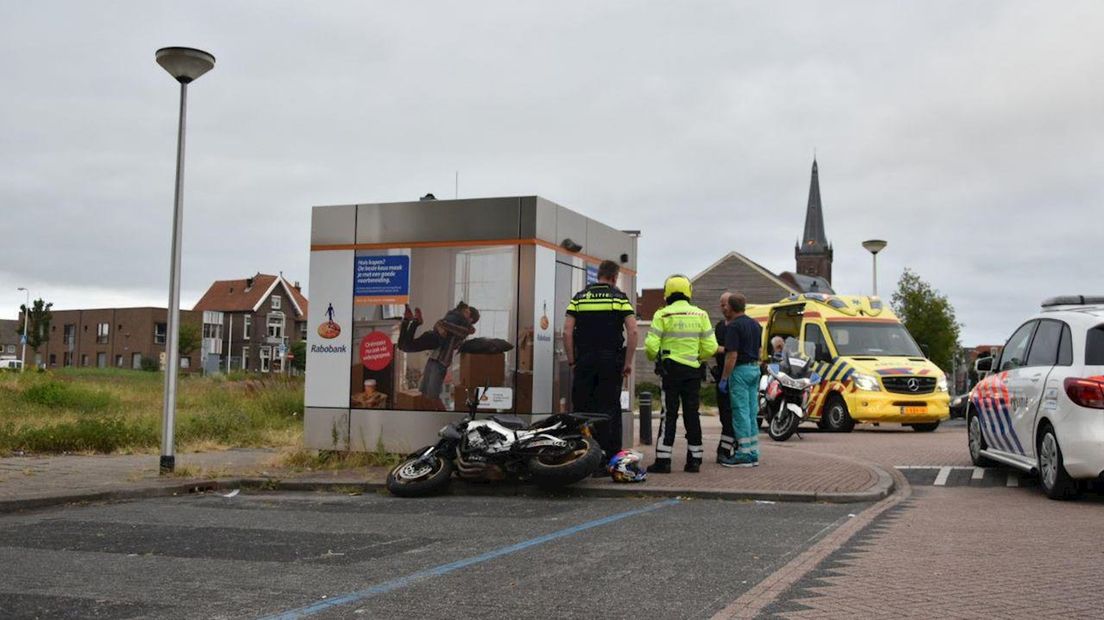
[178,323,200,357]
[891,268,962,372]
[17,298,53,361]
[290,340,306,372]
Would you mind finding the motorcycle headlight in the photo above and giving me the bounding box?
[853,373,881,392]
[937,375,949,392]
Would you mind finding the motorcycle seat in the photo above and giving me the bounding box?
[490,415,527,430]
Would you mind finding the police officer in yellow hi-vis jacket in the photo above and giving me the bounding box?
[645,275,718,473]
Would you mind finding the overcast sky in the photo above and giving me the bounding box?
[2,1,1101,345]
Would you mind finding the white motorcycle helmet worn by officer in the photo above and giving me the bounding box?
[608,450,647,483]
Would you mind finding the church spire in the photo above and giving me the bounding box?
[799,158,829,253]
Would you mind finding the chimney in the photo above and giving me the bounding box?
[245,277,254,290]
[293,281,301,292]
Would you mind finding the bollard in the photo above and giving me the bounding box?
[639,391,653,445]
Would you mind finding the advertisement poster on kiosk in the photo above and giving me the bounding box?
[348,245,518,413]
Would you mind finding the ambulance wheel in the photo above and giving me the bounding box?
[822,396,855,433]
[967,410,994,467]
[1037,424,1080,501]
[909,422,940,432]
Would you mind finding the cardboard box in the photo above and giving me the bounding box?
[458,352,506,387]
[394,389,423,410]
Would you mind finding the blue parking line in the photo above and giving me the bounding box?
[259,498,681,619]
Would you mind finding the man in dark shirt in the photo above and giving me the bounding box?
[564,260,638,464]
[718,293,763,467]
[712,292,736,461]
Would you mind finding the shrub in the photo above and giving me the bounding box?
[140,357,160,372]
[699,383,718,407]
[635,381,661,402]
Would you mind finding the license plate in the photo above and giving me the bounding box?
[901,406,926,415]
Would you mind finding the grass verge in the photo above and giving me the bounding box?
[0,368,303,455]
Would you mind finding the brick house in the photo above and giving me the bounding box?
[1,319,21,361]
[36,308,204,370]
[192,273,309,373]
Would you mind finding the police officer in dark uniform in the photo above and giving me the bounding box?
[563,260,638,463]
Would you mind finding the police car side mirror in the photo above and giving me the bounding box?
[974,357,993,373]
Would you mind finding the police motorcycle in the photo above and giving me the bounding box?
[386,387,604,497]
[762,354,821,442]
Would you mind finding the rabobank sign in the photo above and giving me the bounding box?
[311,344,348,354]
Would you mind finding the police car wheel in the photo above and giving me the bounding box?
[967,411,994,467]
[822,397,855,433]
[1037,425,1080,501]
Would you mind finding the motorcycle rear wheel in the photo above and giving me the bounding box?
[768,409,800,442]
[386,451,455,497]
[527,437,603,488]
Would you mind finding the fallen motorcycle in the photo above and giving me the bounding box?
[763,355,821,442]
[386,387,604,497]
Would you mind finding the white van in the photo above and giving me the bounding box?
[0,358,23,371]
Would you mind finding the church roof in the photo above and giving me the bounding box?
[798,159,830,254]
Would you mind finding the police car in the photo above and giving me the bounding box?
[968,296,1104,499]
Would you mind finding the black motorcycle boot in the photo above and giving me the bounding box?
[649,459,672,474]
[684,457,702,473]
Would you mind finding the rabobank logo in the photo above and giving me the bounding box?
[311,344,348,354]
[317,302,341,339]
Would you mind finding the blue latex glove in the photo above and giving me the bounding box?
[718,379,728,394]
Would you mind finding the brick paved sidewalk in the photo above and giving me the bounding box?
[0,415,891,512]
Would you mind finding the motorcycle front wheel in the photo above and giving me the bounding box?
[527,437,603,488]
[768,408,800,442]
[386,451,455,497]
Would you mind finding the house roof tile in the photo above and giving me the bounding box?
[193,274,309,318]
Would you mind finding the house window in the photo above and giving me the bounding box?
[154,323,167,345]
[81,354,89,366]
[271,295,281,310]
[242,346,250,370]
[49,354,56,366]
[299,322,307,341]
[267,313,285,340]
[243,316,252,340]
[64,352,73,367]
[96,323,110,344]
[5,344,13,354]
[180,357,190,369]
[115,355,123,367]
[63,324,76,346]
[132,353,142,369]
[97,353,107,368]
[259,346,271,372]
[203,323,223,339]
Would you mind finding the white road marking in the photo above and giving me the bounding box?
[971,467,985,481]
[933,467,953,486]
[1007,474,1020,487]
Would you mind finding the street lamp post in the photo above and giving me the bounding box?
[16,287,29,372]
[862,239,888,296]
[155,46,215,474]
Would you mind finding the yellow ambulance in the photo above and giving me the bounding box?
[748,293,950,432]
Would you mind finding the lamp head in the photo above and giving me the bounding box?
[156,47,216,83]
[862,239,887,255]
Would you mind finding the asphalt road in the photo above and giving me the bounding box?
[0,492,863,619]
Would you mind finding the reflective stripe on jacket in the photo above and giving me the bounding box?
[644,300,718,368]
